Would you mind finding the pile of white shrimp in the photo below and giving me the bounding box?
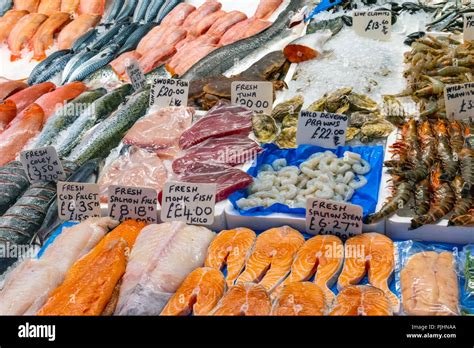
[237,151,371,210]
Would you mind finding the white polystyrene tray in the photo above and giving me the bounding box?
[383,130,474,244]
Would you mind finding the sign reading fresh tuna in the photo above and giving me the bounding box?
[464,14,474,42]
[306,198,363,241]
[20,146,66,183]
[150,78,189,108]
[231,81,273,114]
[445,82,474,120]
[108,185,158,224]
[296,111,348,149]
[161,182,216,226]
[57,182,101,222]
[353,11,391,41]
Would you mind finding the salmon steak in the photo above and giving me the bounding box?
[161,267,225,316]
[337,233,399,312]
[212,282,271,316]
[8,13,48,61]
[330,285,393,316]
[205,228,256,287]
[0,10,29,43]
[272,282,327,316]
[13,0,40,12]
[274,235,343,304]
[401,251,459,316]
[37,0,61,16]
[0,80,28,100]
[6,81,56,113]
[58,13,101,50]
[34,81,86,120]
[37,220,145,316]
[32,12,72,60]
[236,226,304,292]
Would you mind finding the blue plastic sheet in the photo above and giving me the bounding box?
[36,221,79,259]
[229,144,384,218]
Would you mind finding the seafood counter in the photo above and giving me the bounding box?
[0,0,473,317]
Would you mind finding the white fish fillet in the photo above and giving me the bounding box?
[115,222,216,316]
[0,217,118,315]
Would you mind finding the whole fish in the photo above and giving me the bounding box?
[155,0,183,23]
[33,52,74,84]
[102,0,124,23]
[132,0,149,23]
[55,84,133,157]
[0,0,13,16]
[115,0,138,22]
[31,88,107,149]
[66,45,119,83]
[70,27,100,52]
[90,22,126,51]
[182,0,304,80]
[68,88,150,165]
[61,50,98,85]
[82,64,121,88]
[28,49,71,85]
[113,22,139,47]
[144,0,164,23]
[0,161,77,274]
[0,161,29,216]
[116,23,156,56]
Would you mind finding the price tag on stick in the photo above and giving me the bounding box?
[108,185,158,224]
[464,14,474,42]
[231,81,273,114]
[20,146,66,183]
[161,182,216,226]
[57,182,101,221]
[445,82,474,120]
[150,78,189,108]
[125,59,146,91]
[306,198,363,241]
[353,10,391,41]
[296,110,348,149]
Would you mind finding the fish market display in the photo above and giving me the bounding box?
[205,228,256,288]
[400,251,459,316]
[115,222,215,316]
[271,282,327,316]
[160,267,225,316]
[236,226,304,292]
[38,219,145,315]
[337,233,399,312]
[329,285,393,316]
[237,151,371,210]
[0,217,118,315]
[212,282,272,316]
[274,235,343,303]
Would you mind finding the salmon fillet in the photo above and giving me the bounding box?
[401,251,459,316]
[189,10,226,37]
[272,282,327,316]
[161,267,225,316]
[57,13,101,49]
[8,13,48,60]
[330,285,393,316]
[212,282,271,316]
[37,0,61,15]
[160,3,196,27]
[136,25,167,56]
[337,233,399,312]
[207,11,247,39]
[0,10,29,43]
[205,228,256,288]
[37,220,145,316]
[274,235,343,304]
[32,12,72,60]
[236,226,304,292]
[182,0,222,30]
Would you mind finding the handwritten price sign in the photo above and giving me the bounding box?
[150,78,189,108]
[353,11,391,41]
[464,14,474,42]
[20,146,66,183]
[296,111,348,149]
[125,59,146,91]
[445,82,474,120]
[57,182,101,221]
[231,81,273,114]
[108,185,158,224]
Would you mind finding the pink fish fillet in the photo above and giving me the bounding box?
[136,25,168,56]
[207,11,248,39]
[173,44,218,76]
[161,3,196,27]
[32,12,72,60]
[34,81,87,120]
[182,0,222,29]
[61,0,80,13]
[8,13,48,61]
[189,10,226,37]
[14,0,40,12]
[110,51,143,77]
[0,10,29,43]
[37,0,61,16]
[167,35,219,73]
[57,13,101,49]
[219,18,253,46]
[254,0,283,19]
[78,0,105,15]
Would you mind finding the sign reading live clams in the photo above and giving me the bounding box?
[296,111,348,149]
[161,182,216,226]
[445,82,474,120]
[353,10,391,41]
[20,146,66,183]
[150,78,189,108]
[108,185,158,224]
[125,58,146,91]
[231,81,273,114]
[306,198,363,241]
[464,14,474,41]
[57,182,101,222]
